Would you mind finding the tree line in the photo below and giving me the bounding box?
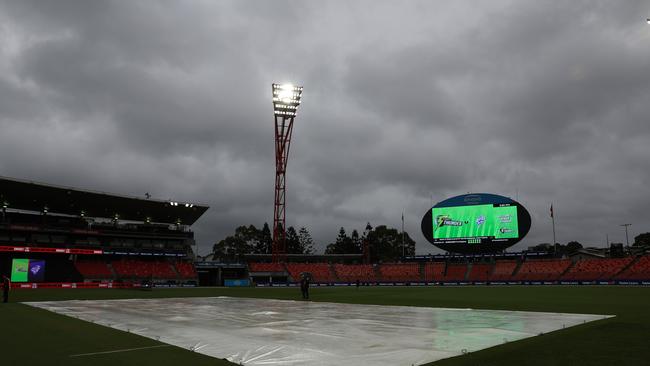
[324,223,415,262]
[211,222,415,262]
[527,232,650,257]
[211,223,315,259]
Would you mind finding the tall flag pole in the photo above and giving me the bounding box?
[402,210,405,257]
[550,204,556,250]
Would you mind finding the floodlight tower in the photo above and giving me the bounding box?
[271,83,303,262]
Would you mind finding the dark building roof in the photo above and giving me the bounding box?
[0,176,208,225]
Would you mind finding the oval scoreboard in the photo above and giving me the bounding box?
[421,193,531,254]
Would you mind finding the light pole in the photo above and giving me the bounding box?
[620,223,631,247]
[271,83,303,263]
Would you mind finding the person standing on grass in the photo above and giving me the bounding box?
[299,276,307,299]
[2,275,10,303]
[303,276,310,300]
[299,276,311,300]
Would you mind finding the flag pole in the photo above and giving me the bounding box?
[551,203,556,253]
[401,210,405,258]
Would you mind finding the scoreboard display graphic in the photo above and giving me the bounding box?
[11,258,46,282]
[422,193,531,254]
[433,204,519,240]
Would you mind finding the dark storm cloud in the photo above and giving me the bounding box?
[1,0,649,254]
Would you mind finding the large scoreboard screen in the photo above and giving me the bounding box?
[433,204,519,243]
[422,194,531,254]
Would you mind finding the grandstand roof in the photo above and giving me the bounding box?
[0,176,208,225]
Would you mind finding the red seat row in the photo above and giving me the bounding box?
[175,261,198,279]
[248,262,286,272]
[75,259,196,280]
[334,264,376,282]
[111,259,177,279]
[441,264,468,281]
[74,261,113,278]
[615,255,650,280]
[286,263,335,283]
[378,263,420,282]
[467,263,491,281]
[423,262,445,281]
[562,257,633,280]
[490,260,517,281]
[511,259,571,281]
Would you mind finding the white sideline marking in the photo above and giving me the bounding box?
[69,344,170,357]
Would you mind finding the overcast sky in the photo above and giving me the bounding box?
[1,1,649,255]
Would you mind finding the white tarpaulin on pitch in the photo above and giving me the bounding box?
[27,296,612,366]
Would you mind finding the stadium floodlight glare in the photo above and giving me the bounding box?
[272,83,303,117]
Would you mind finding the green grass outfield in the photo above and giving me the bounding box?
[1,286,649,365]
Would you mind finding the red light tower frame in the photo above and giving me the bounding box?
[271,84,303,262]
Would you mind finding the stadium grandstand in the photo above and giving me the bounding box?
[3,174,649,289]
[0,176,208,288]
[241,252,650,286]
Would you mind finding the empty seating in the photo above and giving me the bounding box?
[467,263,492,281]
[334,264,376,282]
[615,256,650,281]
[441,264,468,281]
[75,260,113,279]
[424,262,445,281]
[112,259,177,279]
[248,262,286,272]
[286,263,334,283]
[175,262,197,279]
[490,260,517,281]
[562,257,634,281]
[378,263,420,282]
[512,259,571,281]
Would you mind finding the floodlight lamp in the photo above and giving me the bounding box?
[647,18,650,24]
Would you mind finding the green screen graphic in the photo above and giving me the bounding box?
[432,204,518,242]
[11,258,29,282]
